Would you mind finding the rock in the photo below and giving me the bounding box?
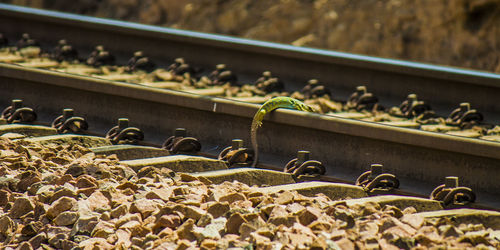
[197,213,213,227]
[207,202,230,218]
[154,214,182,232]
[176,218,196,241]
[120,220,151,237]
[28,233,47,249]
[145,187,172,201]
[298,206,322,226]
[200,239,218,249]
[71,216,99,236]
[91,221,115,238]
[16,170,41,192]
[111,204,129,219]
[130,198,161,219]
[49,187,78,204]
[8,196,34,219]
[0,215,16,237]
[275,191,295,205]
[47,196,77,219]
[438,225,463,238]
[179,173,199,182]
[0,189,10,206]
[225,212,247,234]
[75,175,97,188]
[219,192,246,204]
[18,242,33,250]
[87,190,111,212]
[401,214,425,229]
[184,205,205,221]
[78,237,114,249]
[335,238,355,250]
[65,163,86,177]
[114,229,132,248]
[116,181,138,191]
[21,221,43,236]
[48,233,67,249]
[54,211,79,226]
[116,213,142,228]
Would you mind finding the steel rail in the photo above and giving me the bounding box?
[1,63,500,209]
[1,4,500,122]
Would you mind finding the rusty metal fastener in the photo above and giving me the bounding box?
[162,128,201,155]
[446,102,483,128]
[355,164,400,193]
[430,176,476,207]
[284,151,326,181]
[397,94,433,119]
[105,118,144,145]
[1,99,37,124]
[345,86,380,111]
[218,139,254,168]
[51,108,89,134]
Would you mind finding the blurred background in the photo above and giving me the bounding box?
[2,0,499,73]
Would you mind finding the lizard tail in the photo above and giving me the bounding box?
[250,124,259,168]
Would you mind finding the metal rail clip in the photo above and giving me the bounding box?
[446,102,483,128]
[162,128,201,155]
[430,176,476,207]
[51,108,88,134]
[345,86,381,111]
[356,164,400,194]
[1,99,37,124]
[106,118,144,145]
[218,139,254,168]
[284,151,326,182]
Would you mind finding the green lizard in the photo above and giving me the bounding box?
[251,97,315,167]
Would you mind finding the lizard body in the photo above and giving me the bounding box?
[251,97,315,167]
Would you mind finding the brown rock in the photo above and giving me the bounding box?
[18,242,33,250]
[91,221,115,238]
[225,212,247,234]
[116,181,138,191]
[438,225,463,238]
[111,204,129,219]
[21,221,43,236]
[29,233,47,249]
[401,214,425,229]
[200,239,218,249]
[207,202,230,218]
[71,216,99,236]
[0,189,10,206]
[154,214,182,232]
[415,226,442,246]
[54,211,79,226]
[335,238,355,250]
[116,213,142,228]
[298,206,322,226]
[65,163,86,177]
[55,174,74,185]
[145,187,172,201]
[176,218,196,241]
[184,205,205,221]
[77,186,97,196]
[219,192,246,204]
[179,173,199,182]
[275,191,295,205]
[0,215,16,237]
[75,175,97,188]
[47,197,77,219]
[49,187,77,204]
[120,220,151,237]
[130,198,161,219]
[78,237,114,249]
[87,190,111,212]
[16,170,41,192]
[158,227,174,238]
[239,222,257,239]
[48,233,67,249]
[115,229,132,248]
[8,196,34,219]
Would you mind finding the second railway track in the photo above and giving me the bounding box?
[1,3,500,210]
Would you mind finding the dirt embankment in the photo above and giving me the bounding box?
[3,0,500,72]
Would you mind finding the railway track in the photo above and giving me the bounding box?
[0,3,500,249]
[1,3,500,211]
